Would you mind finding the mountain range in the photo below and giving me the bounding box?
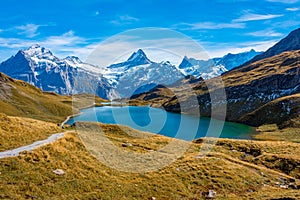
[178,49,261,79]
[0,44,261,100]
[0,44,112,98]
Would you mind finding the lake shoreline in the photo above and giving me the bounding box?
[65,104,258,141]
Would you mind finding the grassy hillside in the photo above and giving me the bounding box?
[0,72,107,123]
[0,122,299,199]
[0,114,62,151]
[241,93,300,128]
[0,72,74,123]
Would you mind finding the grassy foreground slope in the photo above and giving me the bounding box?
[0,114,62,151]
[0,123,299,199]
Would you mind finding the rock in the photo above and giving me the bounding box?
[288,183,297,189]
[150,197,156,200]
[52,169,65,176]
[260,171,264,176]
[280,185,288,189]
[122,143,132,147]
[208,190,216,198]
[279,177,287,183]
[289,178,296,183]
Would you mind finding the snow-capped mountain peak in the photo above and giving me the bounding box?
[63,56,83,67]
[22,44,55,60]
[127,49,151,63]
[177,49,262,79]
[178,56,195,69]
[0,44,111,98]
[109,49,152,69]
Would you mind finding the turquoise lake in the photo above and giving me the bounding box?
[67,106,256,141]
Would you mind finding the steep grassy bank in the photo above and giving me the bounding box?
[0,72,74,123]
[0,72,108,124]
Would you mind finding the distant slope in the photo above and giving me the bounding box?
[0,72,74,123]
[240,93,300,127]
[216,49,262,70]
[246,27,300,64]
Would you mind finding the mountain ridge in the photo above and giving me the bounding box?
[0,45,112,98]
[177,49,262,79]
[243,27,300,65]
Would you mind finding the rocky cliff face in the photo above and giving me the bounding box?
[96,49,185,99]
[0,45,112,98]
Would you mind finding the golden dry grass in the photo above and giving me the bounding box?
[0,113,62,151]
[0,73,74,123]
[255,124,300,143]
[0,122,299,199]
[0,73,108,123]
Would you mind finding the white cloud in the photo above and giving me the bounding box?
[42,31,85,46]
[0,28,280,67]
[0,37,35,49]
[85,28,215,67]
[174,22,245,30]
[246,29,283,37]
[267,0,299,3]
[233,12,283,22]
[286,7,299,11]
[15,24,41,38]
[40,31,99,60]
[272,19,300,28]
[0,30,98,62]
[95,11,100,16]
[110,15,139,26]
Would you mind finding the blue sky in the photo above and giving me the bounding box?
[0,0,299,65]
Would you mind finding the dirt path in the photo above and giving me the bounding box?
[0,132,67,159]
